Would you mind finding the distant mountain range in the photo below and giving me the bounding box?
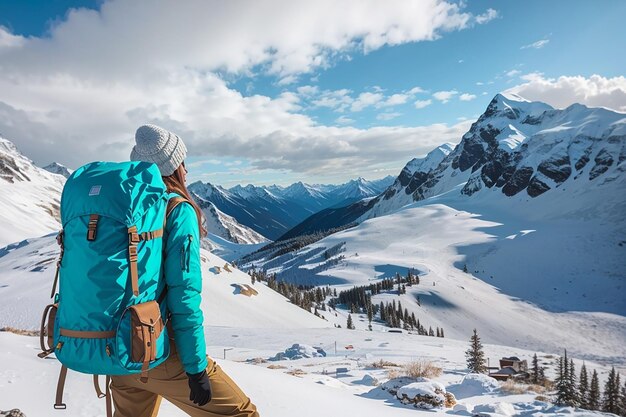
[188,176,394,240]
[279,93,626,238]
[42,162,73,178]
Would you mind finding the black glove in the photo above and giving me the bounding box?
[187,370,212,406]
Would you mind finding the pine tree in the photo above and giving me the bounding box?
[578,363,589,409]
[531,353,540,384]
[436,327,440,337]
[603,367,621,414]
[440,327,444,338]
[589,369,601,410]
[347,314,355,330]
[465,329,487,373]
[555,352,568,405]
[620,381,626,417]
[567,358,578,407]
[428,326,434,336]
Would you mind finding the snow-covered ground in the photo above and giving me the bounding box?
[0,236,328,330]
[242,174,626,368]
[0,327,617,417]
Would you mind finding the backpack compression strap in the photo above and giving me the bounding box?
[127,196,190,297]
[127,225,164,297]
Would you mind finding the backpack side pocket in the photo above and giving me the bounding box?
[129,301,164,363]
[115,300,169,376]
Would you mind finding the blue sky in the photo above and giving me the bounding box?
[0,0,624,187]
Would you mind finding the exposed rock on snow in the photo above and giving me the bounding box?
[394,379,449,409]
[269,343,327,361]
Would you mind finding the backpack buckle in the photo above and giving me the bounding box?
[128,226,140,244]
[87,214,99,241]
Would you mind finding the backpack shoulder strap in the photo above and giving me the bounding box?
[166,195,190,220]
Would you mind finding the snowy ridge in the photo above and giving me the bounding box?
[190,176,394,240]
[0,136,66,246]
[201,200,269,245]
[361,94,626,221]
[42,162,73,178]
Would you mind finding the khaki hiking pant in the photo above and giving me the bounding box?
[110,344,259,417]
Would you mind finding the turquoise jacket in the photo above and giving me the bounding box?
[163,198,208,375]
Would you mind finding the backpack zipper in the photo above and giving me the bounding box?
[180,234,193,272]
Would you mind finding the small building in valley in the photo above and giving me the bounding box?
[488,356,529,381]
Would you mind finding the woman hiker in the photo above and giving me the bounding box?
[110,124,259,417]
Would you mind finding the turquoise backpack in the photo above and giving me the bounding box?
[38,161,188,416]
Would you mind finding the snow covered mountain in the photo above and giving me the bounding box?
[42,162,72,178]
[238,94,626,365]
[202,200,269,244]
[364,92,625,220]
[0,136,66,246]
[275,148,453,240]
[189,181,310,240]
[281,93,626,238]
[189,176,394,240]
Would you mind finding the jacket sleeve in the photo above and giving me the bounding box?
[164,201,208,374]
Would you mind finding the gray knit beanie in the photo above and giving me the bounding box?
[130,124,187,176]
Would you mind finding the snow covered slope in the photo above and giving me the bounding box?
[203,200,269,244]
[0,234,329,330]
[0,136,65,246]
[1,326,619,417]
[241,169,626,365]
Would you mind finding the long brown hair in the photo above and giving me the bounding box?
[162,164,207,238]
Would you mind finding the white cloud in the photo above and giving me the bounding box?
[297,85,319,96]
[475,8,498,24]
[376,112,402,121]
[379,93,409,107]
[406,86,426,95]
[414,99,433,109]
[311,89,353,111]
[520,39,549,50]
[277,75,298,86]
[506,73,626,111]
[459,93,476,101]
[0,0,494,179]
[0,26,25,49]
[432,90,458,103]
[351,92,384,112]
[335,116,355,125]
[506,69,521,77]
